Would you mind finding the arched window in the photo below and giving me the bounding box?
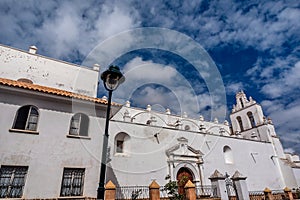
[114,132,130,154]
[247,112,256,128]
[69,113,89,136]
[13,105,39,131]
[223,146,234,164]
[17,78,33,84]
[239,98,244,108]
[236,116,244,131]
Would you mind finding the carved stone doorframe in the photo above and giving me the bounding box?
[166,137,204,186]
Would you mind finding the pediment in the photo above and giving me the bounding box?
[166,137,203,158]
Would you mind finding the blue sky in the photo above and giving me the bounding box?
[0,0,299,154]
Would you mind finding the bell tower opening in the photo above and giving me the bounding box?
[236,116,244,132]
[247,111,256,128]
[239,98,244,108]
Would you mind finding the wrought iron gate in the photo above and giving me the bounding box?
[225,173,238,200]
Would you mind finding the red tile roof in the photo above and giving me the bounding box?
[0,78,120,106]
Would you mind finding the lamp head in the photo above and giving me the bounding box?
[101,65,125,91]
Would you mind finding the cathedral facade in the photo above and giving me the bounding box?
[0,44,299,199]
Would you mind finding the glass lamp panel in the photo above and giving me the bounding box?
[105,74,120,91]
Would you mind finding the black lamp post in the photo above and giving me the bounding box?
[97,66,125,199]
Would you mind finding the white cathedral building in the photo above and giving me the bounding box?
[0,44,299,199]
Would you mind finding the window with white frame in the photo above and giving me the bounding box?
[114,132,130,154]
[60,168,85,197]
[12,105,39,131]
[0,166,28,198]
[69,113,89,136]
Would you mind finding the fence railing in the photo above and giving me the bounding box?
[272,190,285,194]
[195,185,218,197]
[249,191,264,200]
[115,186,149,200]
[112,181,296,200]
[249,191,264,195]
[272,190,286,200]
[115,184,217,199]
[159,186,170,199]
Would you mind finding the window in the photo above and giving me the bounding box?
[0,166,28,198]
[236,116,244,131]
[60,168,85,197]
[184,125,190,131]
[239,98,244,108]
[116,140,124,153]
[69,113,89,136]
[13,105,39,131]
[223,146,234,164]
[247,112,256,128]
[17,78,33,84]
[114,132,130,154]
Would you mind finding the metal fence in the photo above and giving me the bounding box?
[159,186,170,199]
[272,190,286,200]
[195,185,218,198]
[116,186,149,200]
[249,190,290,200]
[115,184,217,199]
[249,191,264,200]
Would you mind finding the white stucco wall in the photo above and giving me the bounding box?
[0,87,106,198]
[0,44,99,97]
[292,168,300,186]
[106,106,296,190]
[0,86,299,198]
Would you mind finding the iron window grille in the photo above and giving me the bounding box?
[60,168,85,197]
[0,166,28,198]
[13,105,39,131]
[69,113,89,136]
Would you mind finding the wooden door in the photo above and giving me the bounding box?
[176,167,193,195]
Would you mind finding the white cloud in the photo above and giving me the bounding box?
[0,0,140,60]
[1,0,298,63]
[261,98,300,154]
[260,61,300,98]
[226,82,244,95]
[284,148,295,154]
[95,4,139,39]
[113,57,215,119]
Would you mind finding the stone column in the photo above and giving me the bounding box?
[185,180,196,200]
[197,161,204,186]
[284,187,294,200]
[105,180,116,200]
[209,170,228,200]
[169,161,174,181]
[264,187,274,200]
[149,180,160,200]
[231,171,250,200]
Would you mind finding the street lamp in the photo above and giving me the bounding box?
[97,65,125,199]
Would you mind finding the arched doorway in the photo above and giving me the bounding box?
[176,167,194,195]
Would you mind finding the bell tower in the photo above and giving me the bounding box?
[230,91,265,134]
[230,91,286,158]
[230,91,285,159]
